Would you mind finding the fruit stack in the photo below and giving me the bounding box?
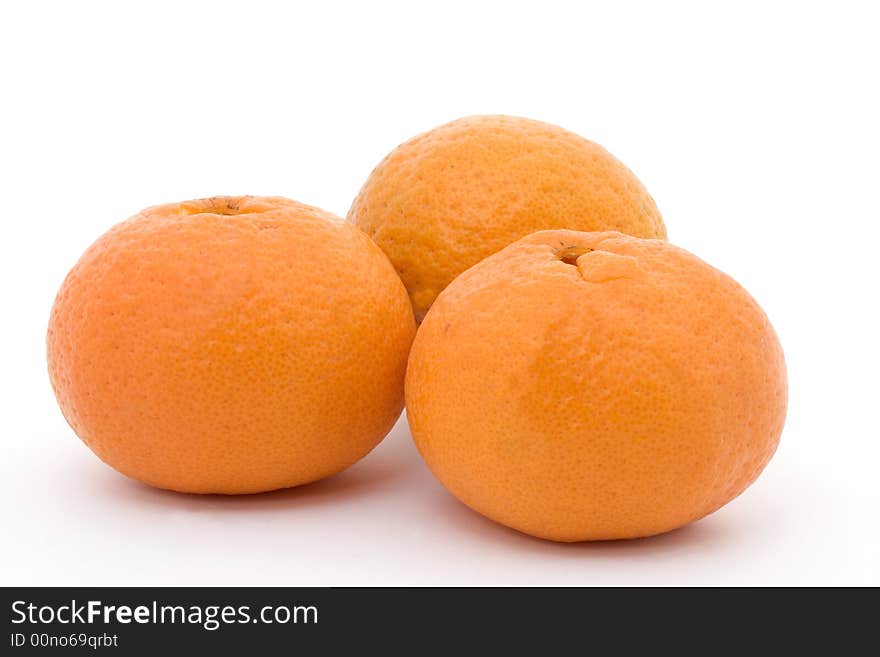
[47,116,786,542]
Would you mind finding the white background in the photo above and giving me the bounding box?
[1,1,877,586]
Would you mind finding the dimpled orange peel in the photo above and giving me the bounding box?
[348,115,666,320]
[405,230,787,542]
[47,196,416,494]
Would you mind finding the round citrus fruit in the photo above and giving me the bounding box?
[348,115,666,320]
[48,196,416,494]
[406,229,787,541]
